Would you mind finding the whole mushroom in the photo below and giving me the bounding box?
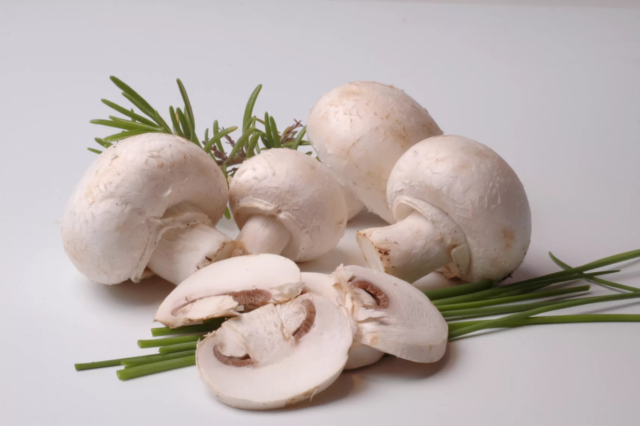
[62,133,239,285]
[306,81,442,223]
[357,135,532,284]
[229,148,347,262]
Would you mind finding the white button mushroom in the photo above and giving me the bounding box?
[229,148,347,262]
[357,135,532,284]
[341,185,365,221]
[155,254,302,328]
[333,265,448,363]
[306,81,442,223]
[62,134,240,285]
[301,272,384,369]
[195,293,353,410]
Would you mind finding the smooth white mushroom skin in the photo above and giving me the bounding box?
[230,149,347,262]
[62,134,230,285]
[357,211,450,283]
[358,135,532,283]
[341,185,365,221]
[236,215,291,256]
[196,293,353,410]
[155,254,302,328]
[301,272,384,369]
[412,272,462,292]
[334,265,448,363]
[307,81,442,223]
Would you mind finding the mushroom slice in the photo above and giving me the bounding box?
[196,294,353,410]
[155,254,302,328]
[334,265,448,363]
[301,272,384,370]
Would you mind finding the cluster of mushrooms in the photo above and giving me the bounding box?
[63,81,531,409]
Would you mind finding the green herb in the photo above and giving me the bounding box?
[89,76,311,181]
[116,355,196,381]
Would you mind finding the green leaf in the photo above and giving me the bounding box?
[246,132,260,157]
[549,252,639,293]
[169,106,185,138]
[101,99,157,126]
[291,126,307,150]
[102,129,152,143]
[177,79,197,142]
[224,206,231,219]
[109,116,163,132]
[176,108,191,141]
[110,76,156,116]
[204,126,238,153]
[87,148,102,154]
[243,84,262,132]
[229,126,255,160]
[94,137,112,148]
[269,116,281,147]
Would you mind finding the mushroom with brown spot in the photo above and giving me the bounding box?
[357,135,532,284]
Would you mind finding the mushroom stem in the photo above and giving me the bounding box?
[236,215,291,256]
[356,211,451,283]
[148,224,237,285]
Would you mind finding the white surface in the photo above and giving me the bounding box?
[1,0,640,425]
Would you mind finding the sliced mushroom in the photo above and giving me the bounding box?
[155,254,302,328]
[301,272,384,369]
[196,293,353,410]
[333,265,448,363]
[62,133,240,285]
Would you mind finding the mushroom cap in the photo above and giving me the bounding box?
[388,135,532,282]
[301,272,384,369]
[196,293,353,410]
[333,265,448,363]
[229,149,347,262]
[341,184,365,221]
[155,254,302,328]
[307,81,442,223]
[62,134,228,284]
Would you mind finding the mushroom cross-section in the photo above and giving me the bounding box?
[301,272,384,370]
[356,135,532,283]
[195,293,353,410]
[333,265,448,363]
[155,254,302,328]
[62,133,240,285]
[229,148,347,262]
[306,81,442,223]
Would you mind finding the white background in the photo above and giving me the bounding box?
[2,1,640,425]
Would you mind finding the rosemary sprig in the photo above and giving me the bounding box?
[89,76,312,180]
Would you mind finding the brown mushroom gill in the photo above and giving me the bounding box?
[170,289,272,316]
[352,280,389,308]
[292,299,316,341]
[213,345,254,367]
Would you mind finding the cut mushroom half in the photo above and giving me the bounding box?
[196,293,353,410]
[62,134,241,285]
[334,265,448,363]
[301,272,384,369]
[155,254,302,328]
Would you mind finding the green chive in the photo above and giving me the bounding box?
[158,342,199,354]
[423,279,493,301]
[549,252,639,293]
[116,355,196,381]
